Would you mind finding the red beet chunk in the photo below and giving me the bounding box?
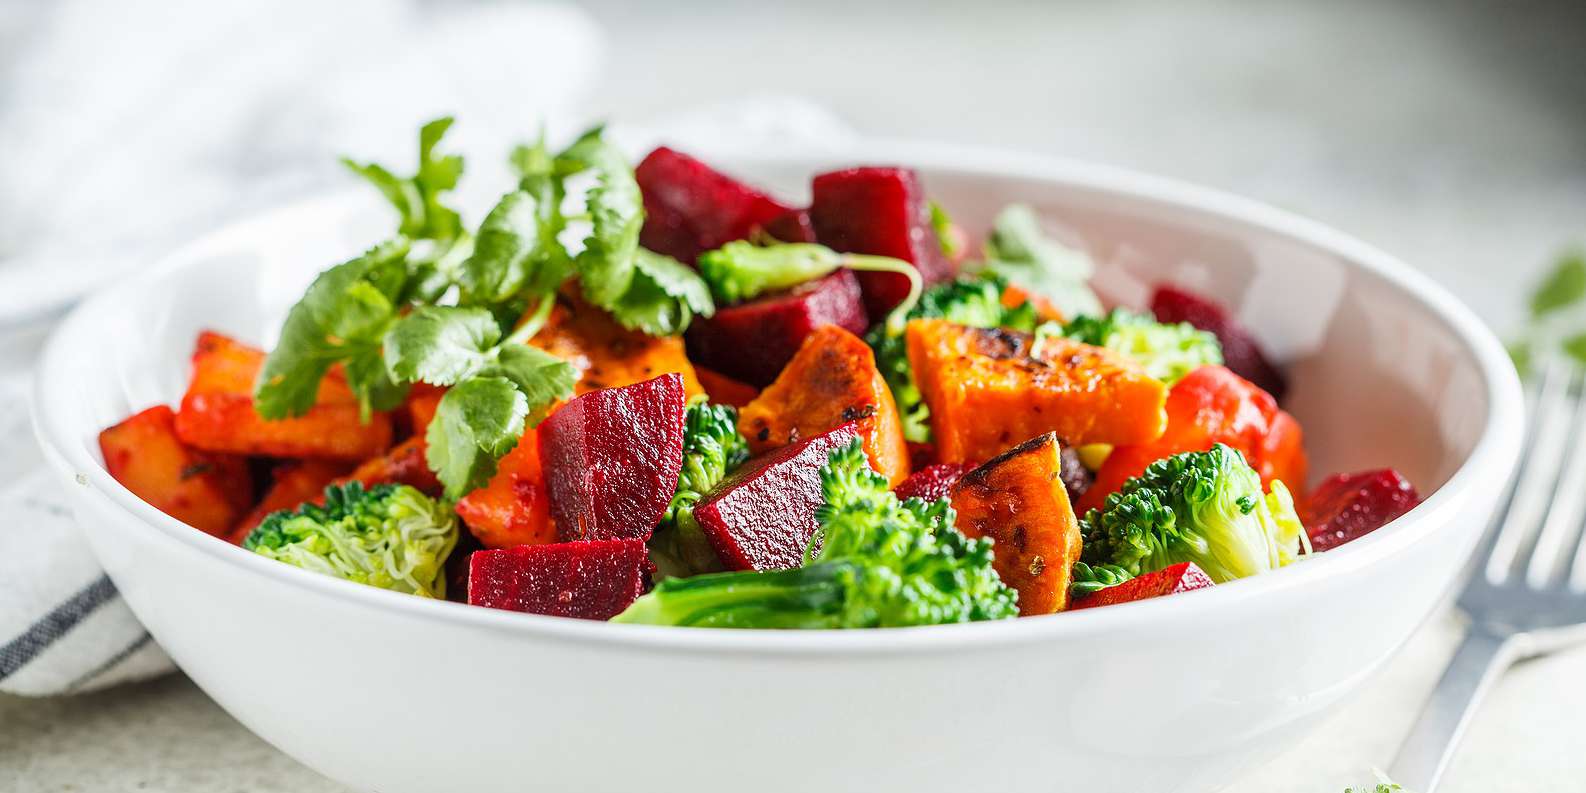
[894,463,973,503]
[467,538,652,620]
[1304,469,1421,552]
[1070,562,1215,610]
[1150,285,1287,400]
[684,269,869,387]
[758,208,817,243]
[635,147,791,264]
[539,374,687,542]
[694,422,862,571]
[810,167,954,317]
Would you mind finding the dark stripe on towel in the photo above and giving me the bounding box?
[0,575,120,680]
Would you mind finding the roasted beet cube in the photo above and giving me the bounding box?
[539,374,687,542]
[635,147,791,264]
[684,269,868,387]
[1150,285,1288,401]
[1069,562,1215,610]
[810,167,954,316]
[694,422,862,571]
[1304,469,1421,551]
[893,463,973,503]
[467,538,652,620]
[757,208,817,243]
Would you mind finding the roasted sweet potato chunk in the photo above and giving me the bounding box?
[950,433,1083,616]
[694,366,761,408]
[226,459,350,544]
[455,428,556,549]
[737,325,910,486]
[173,331,393,460]
[100,405,254,536]
[529,298,703,398]
[344,436,442,496]
[906,319,1167,464]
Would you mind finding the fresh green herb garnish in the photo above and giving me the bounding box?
[254,239,413,421]
[342,117,466,247]
[978,203,1103,321]
[256,118,713,499]
[927,200,962,259]
[1511,249,1586,376]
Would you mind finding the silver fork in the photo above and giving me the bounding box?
[1390,355,1586,792]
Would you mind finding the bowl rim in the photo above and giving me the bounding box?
[33,137,1525,657]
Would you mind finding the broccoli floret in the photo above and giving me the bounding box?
[613,439,1018,628]
[866,273,1039,442]
[1052,308,1222,384]
[243,482,458,598]
[1077,443,1307,585]
[648,402,750,579]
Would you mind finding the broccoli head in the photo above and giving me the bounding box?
[243,482,459,598]
[1078,443,1307,585]
[648,401,750,578]
[1053,308,1222,385]
[613,438,1018,628]
[867,273,1039,442]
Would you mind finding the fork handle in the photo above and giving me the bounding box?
[1388,627,1525,792]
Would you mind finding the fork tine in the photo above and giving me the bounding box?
[1526,366,1586,588]
[1486,356,1575,584]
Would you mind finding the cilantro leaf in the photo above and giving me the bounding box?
[255,239,411,420]
[1531,250,1586,319]
[425,376,529,498]
[384,306,502,386]
[460,190,554,306]
[980,203,1103,320]
[607,249,716,335]
[342,117,465,244]
[1564,332,1586,365]
[494,345,578,425]
[559,128,642,308]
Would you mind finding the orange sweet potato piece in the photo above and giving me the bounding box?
[174,331,393,460]
[949,432,1082,615]
[1079,364,1307,513]
[529,299,704,398]
[694,366,760,408]
[225,459,351,544]
[100,405,254,536]
[343,436,442,496]
[736,325,911,486]
[905,318,1167,464]
[455,428,556,549]
[1000,283,1065,323]
[403,383,446,438]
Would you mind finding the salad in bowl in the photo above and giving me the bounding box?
[95,119,1424,628]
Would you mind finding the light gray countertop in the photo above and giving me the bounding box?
[3,0,1585,790]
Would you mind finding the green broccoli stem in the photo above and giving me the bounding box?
[612,564,851,628]
[842,254,922,337]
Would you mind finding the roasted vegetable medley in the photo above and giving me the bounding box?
[98,119,1424,627]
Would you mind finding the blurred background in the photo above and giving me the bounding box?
[2,0,1584,790]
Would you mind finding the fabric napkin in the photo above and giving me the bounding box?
[0,0,853,695]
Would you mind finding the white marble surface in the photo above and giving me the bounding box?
[3,0,1586,790]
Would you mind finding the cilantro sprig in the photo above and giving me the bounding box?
[255,118,715,499]
[1510,249,1586,377]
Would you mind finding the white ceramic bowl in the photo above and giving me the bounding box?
[34,141,1523,793]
